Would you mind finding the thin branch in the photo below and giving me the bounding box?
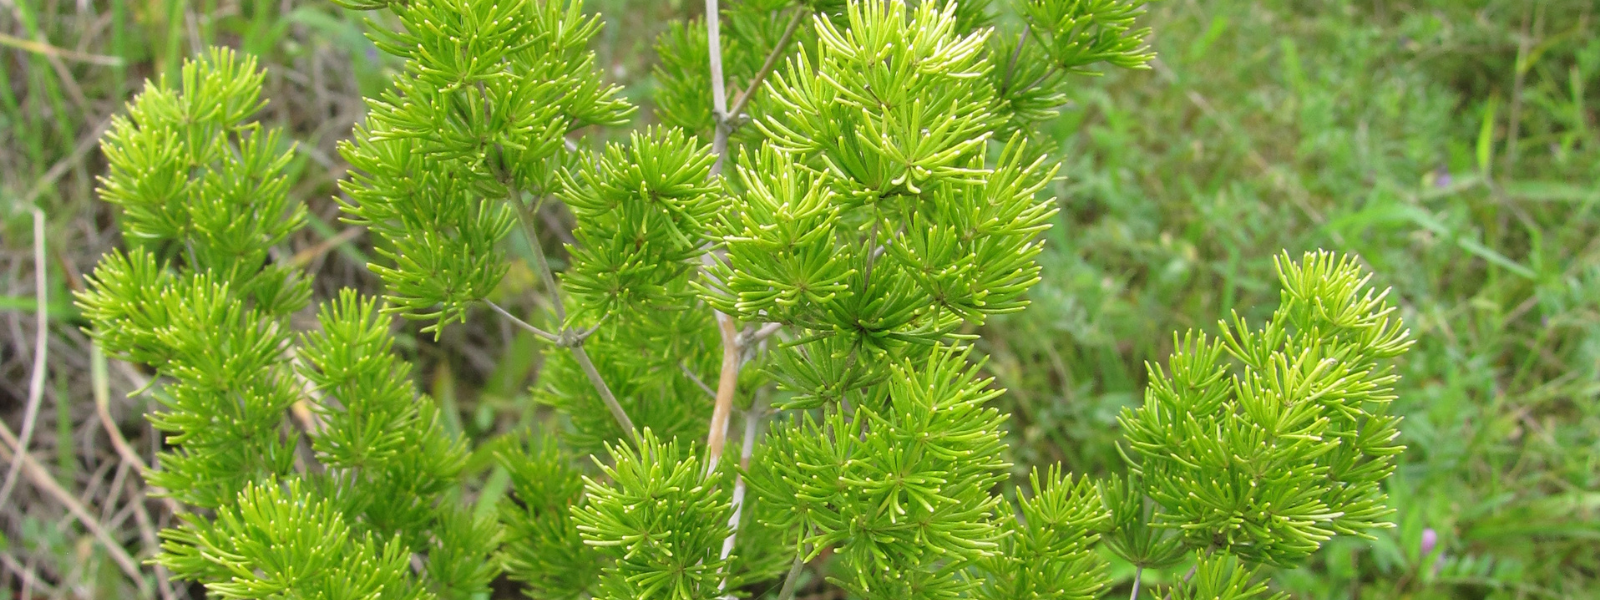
[1000,25,1031,95]
[485,299,560,343]
[1130,565,1143,600]
[509,187,636,442]
[726,9,806,122]
[0,209,50,509]
[775,552,807,600]
[739,322,783,348]
[718,397,765,583]
[513,195,570,323]
[571,344,637,443]
[704,311,741,474]
[681,362,719,400]
[706,0,729,120]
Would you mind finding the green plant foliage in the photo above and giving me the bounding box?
[68,0,1438,598]
[977,466,1111,600]
[560,126,724,319]
[336,0,632,334]
[1118,251,1412,567]
[573,430,735,600]
[93,46,310,317]
[1167,553,1286,600]
[155,480,426,600]
[78,253,299,509]
[748,345,1011,599]
[498,434,603,599]
[77,47,495,600]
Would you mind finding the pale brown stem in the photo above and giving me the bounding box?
[704,312,741,474]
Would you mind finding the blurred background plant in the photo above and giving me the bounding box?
[0,0,1594,598]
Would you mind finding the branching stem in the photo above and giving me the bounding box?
[571,343,637,441]
[485,299,560,343]
[507,188,637,443]
[1130,565,1143,600]
[702,0,807,473]
[1000,24,1030,95]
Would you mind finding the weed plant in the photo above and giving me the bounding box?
[0,0,1594,599]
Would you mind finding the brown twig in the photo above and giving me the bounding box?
[704,313,742,474]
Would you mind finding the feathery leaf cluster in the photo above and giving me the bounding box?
[574,430,735,600]
[1118,251,1413,567]
[336,0,632,333]
[79,48,492,599]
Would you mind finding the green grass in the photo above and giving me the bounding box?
[985,0,1600,597]
[0,0,1595,598]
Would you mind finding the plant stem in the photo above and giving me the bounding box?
[705,311,741,474]
[717,395,765,593]
[1130,565,1143,600]
[1000,24,1030,95]
[485,299,560,343]
[726,9,806,122]
[706,0,728,121]
[514,198,570,323]
[508,188,637,443]
[572,343,638,442]
[701,0,808,474]
[707,4,808,176]
[776,552,806,600]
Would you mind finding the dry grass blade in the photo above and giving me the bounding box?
[0,30,124,66]
[0,420,148,592]
[0,209,50,509]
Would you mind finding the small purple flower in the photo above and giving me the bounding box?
[1420,528,1438,556]
[1433,166,1452,189]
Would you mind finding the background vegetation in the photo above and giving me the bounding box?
[1,0,1595,598]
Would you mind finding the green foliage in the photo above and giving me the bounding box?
[750,345,1011,599]
[1167,553,1285,600]
[573,430,734,600]
[155,480,426,600]
[78,252,299,509]
[336,0,632,334]
[560,126,723,319]
[77,48,492,600]
[93,47,310,317]
[498,435,603,599]
[1119,251,1412,567]
[977,466,1111,600]
[67,0,1454,599]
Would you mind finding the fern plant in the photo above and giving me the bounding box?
[75,0,1413,599]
